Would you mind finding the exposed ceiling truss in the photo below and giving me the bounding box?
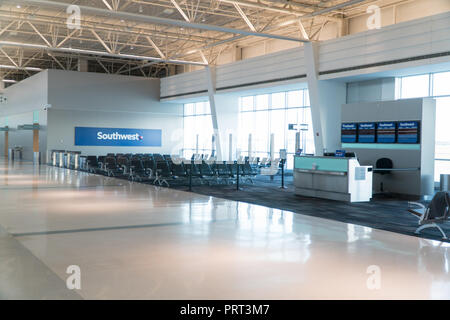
[0,0,409,84]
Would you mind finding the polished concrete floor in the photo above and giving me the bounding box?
[1,160,450,299]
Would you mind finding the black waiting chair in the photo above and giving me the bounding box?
[171,163,188,179]
[141,159,155,179]
[374,158,393,174]
[116,156,130,176]
[184,163,203,183]
[103,157,122,177]
[242,163,257,184]
[214,162,232,184]
[199,162,216,184]
[129,159,146,181]
[374,158,393,193]
[408,192,450,240]
[154,161,172,187]
[86,156,99,173]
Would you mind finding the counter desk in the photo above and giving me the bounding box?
[293,156,373,202]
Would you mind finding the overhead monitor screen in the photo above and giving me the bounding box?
[341,123,357,143]
[377,122,397,143]
[357,123,376,143]
[397,121,420,143]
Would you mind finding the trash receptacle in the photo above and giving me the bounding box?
[79,156,87,171]
[8,148,14,161]
[71,152,81,170]
[58,151,65,167]
[64,152,70,168]
[13,147,23,160]
[440,174,450,191]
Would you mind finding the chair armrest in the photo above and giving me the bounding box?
[408,201,426,209]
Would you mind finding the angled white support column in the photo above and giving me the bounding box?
[205,66,222,160]
[205,66,240,161]
[304,42,346,155]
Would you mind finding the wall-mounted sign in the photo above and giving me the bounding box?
[357,123,376,143]
[377,122,396,143]
[397,121,419,144]
[341,123,357,143]
[75,127,162,147]
[335,150,346,157]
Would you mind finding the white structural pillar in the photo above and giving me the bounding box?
[205,66,240,161]
[295,131,301,153]
[229,133,233,161]
[195,134,199,154]
[270,133,275,160]
[304,41,347,155]
[248,133,252,157]
[211,134,216,157]
[206,66,222,160]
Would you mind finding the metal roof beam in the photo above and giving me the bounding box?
[0,40,207,66]
[12,0,308,43]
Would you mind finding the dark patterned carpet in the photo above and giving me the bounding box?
[171,175,450,242]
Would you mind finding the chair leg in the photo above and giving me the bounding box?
[162,179,170,187]
[416,223,448,240]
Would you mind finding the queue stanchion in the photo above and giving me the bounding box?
[189,161,193,192]
[280,158,287,189]
[279,149,287,189]
[236,162,240,191]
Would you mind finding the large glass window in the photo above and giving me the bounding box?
[399,74,430,98]
[238,89,315,169]
[183,101,213,158]
[433,72,450,97]
[397,72,450,182]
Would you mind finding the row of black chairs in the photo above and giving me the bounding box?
[82,153,260,187]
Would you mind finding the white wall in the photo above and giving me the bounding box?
[1,70,184,159]
[0,71,48,116]
[46,70,183,157]
[342,98,435,196]
[47,109,182,156]
[0,71,49,161]
[347,78,396,103]
[0,110,47,161]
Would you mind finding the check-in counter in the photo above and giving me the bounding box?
[293,156,373,202]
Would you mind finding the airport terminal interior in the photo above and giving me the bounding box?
[1,0,450,300]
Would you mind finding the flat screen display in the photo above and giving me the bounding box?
[357,123,376,143]
[397,121,420,143]
[341,123,357,143]
[377,122,396,143]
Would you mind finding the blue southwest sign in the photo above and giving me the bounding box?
[75,127,162,147]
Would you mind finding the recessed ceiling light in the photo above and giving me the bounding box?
[163,8,174,14]
[16,5,21,9]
